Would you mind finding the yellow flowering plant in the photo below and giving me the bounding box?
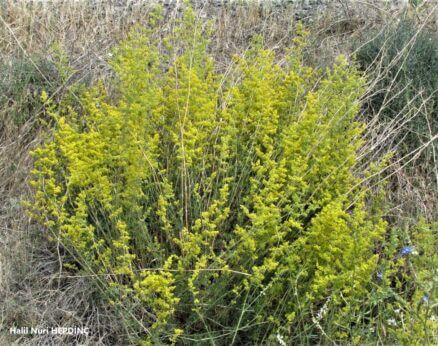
[27,6,401,345]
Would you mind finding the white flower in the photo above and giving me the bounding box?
[387,318,397,326]
[260,285,269,296]
[276,333,287,346]
[316,296,331,320]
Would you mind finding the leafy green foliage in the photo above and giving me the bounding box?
[362,219,438,345]
[27,7,434,345]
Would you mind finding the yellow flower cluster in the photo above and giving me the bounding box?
[28,6,389,344]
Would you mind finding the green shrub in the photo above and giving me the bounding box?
[362,219,437,345]
[27,7,423,345]
[0,55,58,125]
[356,18,437,177]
